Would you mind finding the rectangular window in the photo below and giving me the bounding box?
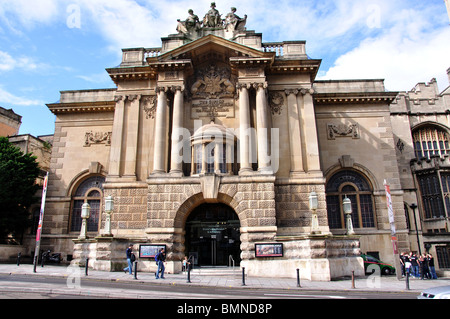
[436,246,450,269]
[326,195,342,229]
[417,173,446,219]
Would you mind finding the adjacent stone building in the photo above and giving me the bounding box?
[39,5,450,279]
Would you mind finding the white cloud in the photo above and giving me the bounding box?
[76,72,112,84]
[318,4,450,92]
[0,0,60,29]
[0,50,49,72]
[0,86,44,106]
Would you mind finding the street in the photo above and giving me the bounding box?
[0,273,418,299]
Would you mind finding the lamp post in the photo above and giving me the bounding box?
[409,203,422,255]
[309,191,320,234]
[343,195,355,235]
[103,195,114,237]
[79,202,90,240]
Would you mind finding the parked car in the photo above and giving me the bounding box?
[418,285,450,299]
[361,254,396,276]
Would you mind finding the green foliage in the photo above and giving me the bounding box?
[0,137,40,243]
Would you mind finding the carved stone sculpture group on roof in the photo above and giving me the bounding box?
[176,2,247,39]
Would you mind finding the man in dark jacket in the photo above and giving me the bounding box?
[155,248,166,279]
[123,244,133,274]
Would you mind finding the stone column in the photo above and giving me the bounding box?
[255,82,272,174]
[238,83,253,175]
[299,88,321,172]
[170,86,184,176]
[153,87,168,174]
[123,94,141,180]
[108,95,125,178]
[285,89,304,175]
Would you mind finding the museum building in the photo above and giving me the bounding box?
[40,4,450,280]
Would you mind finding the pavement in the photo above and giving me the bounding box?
[0,263,449,299]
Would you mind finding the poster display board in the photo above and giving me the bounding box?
[255,243,283,257]
[139,244,166,258]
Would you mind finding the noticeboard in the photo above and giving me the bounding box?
[255,243,283,258]
[139,244,166,258]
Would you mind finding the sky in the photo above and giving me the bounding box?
[0,0,449,137]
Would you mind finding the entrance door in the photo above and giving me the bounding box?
[185,203,240,267]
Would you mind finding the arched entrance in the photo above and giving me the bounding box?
[185,203,241,267]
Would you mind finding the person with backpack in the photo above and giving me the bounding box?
[155,248,166,279]
[123,244,135,275]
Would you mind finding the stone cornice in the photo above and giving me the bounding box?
[46,101,115,114]
[314,92,398,105]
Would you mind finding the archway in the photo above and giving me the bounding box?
[185,203,241,267]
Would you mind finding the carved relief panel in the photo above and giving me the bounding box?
[188,63,237,120]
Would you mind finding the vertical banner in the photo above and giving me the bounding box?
[33,172,49,271]
[384,179,402,279]
[384,179,396,235]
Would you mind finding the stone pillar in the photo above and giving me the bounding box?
[123,94,141,180]
[238,83,253,175]
[108,95,125,178]
[255,82,272,174]
[285,89,304,175]
[153,87,168,174]
[170,86,184,176]
[299,88,321,172]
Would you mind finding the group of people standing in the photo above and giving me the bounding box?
[400,252,438,280]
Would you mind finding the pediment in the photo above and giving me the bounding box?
[148,34,274,66]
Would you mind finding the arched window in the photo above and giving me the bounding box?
[70,176,105,233]
[413,125,450,159]
[326,170,376,230]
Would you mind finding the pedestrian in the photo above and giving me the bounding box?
[400,252,407,277]
[410,252,419,278]
[427,253,438,279]
[155,248,166,279]
[123,244,134,275]
[404,253,411,276]
[419,253,430,280]
[182,256,188,272]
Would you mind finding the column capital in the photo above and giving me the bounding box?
[155,86,168,94]
[126,94,141,102]
[236,83,251,91]
[170,85,185,93]
[253,82,268,90]
[285,89,299,96]
[300,88,315,96]
[114,95,125,102]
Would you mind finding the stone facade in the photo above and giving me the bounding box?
[37,5,450,279]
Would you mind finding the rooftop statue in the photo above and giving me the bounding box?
[176,3,247,39]
[176,9,201,35]
[203,2,222,28]
[224,7,247,32]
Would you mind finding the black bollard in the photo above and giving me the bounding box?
[186,263,191,283]
[85,258,89,276]
[33,256,38,273]
[134,261,138,280]
[242,267,246,286]
[41,251,46,267]
[406,272,410,290]
[296,268,301,288]
[351,270,355,289]
[17,253,21,266]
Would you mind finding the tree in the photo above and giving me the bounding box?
[0,137,40,244]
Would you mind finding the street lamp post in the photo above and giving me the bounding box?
[79,202,90,240]
[103,195,114,237]
[309,191,320,234]
[343,195,355,235]
[409,203,422,255]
